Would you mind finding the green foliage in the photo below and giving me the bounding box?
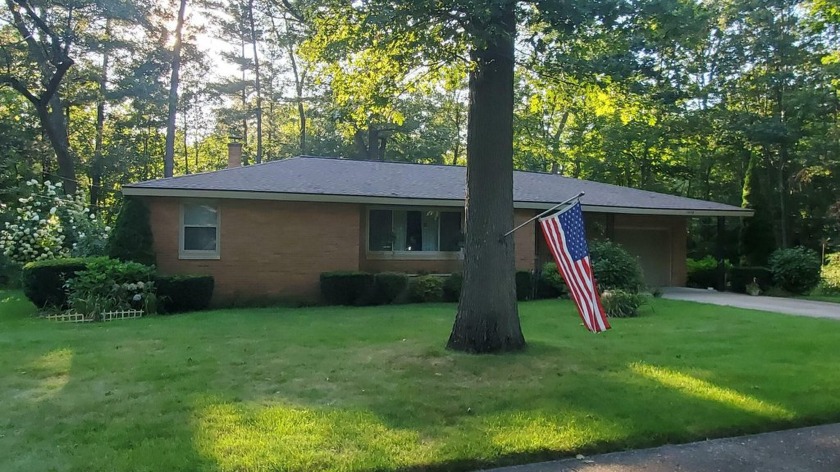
[819,253,840,294]
[407,275,443,303]
[768,247,822,295]
[686,256,720,289]
[319,271,375,305]
[728,266,773,294]
[537,262,567,299]
[590,241,645,293]
[155,275,215,313]
[0,254,21,289]
[600,290,645,318]
[65,258,157,318]
[106,197,155,266]
[373,272,408,304]
[21,257,103,309]
[515,270,533,301]
[442,273,463,302]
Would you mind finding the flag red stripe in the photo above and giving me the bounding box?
[539,219,591,329]
[544,218,596,331]
[538,209,610,334]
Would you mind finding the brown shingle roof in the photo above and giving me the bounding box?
[123,156,751,216]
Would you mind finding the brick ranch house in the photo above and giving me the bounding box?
[122,153,752,304]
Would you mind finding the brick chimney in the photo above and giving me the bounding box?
[227,142,242,169]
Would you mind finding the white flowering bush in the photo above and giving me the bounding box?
[64,258,157,318]
[0,180,109,265]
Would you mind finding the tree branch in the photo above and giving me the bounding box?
[0,74,40,105]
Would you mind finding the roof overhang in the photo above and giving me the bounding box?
[122,187,754,218]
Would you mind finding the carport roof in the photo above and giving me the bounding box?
[123,156,753,217]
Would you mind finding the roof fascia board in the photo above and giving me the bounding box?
[122,187,753,217]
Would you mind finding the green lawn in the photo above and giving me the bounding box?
[2,290,840,472]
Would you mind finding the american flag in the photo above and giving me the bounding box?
[539,201,610,333]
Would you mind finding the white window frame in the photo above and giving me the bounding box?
[179,200,221,260]
[366,206,463,261]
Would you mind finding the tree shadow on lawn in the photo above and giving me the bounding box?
[186,336,829,472]
[4,297,840,471]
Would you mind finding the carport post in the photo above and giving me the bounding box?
[716,216,726,291]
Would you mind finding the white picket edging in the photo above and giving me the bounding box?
[45,309,145,323]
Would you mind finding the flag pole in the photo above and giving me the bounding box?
[501,191,585,240]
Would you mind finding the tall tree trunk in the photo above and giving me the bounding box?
[288,43,307,155]
[447,2,524,353]
[163,0,188,178]
[240,40,249,165]
[90,18,111,209]
[182,103,190,174]
[37,96,76,194]
[247,0,263,163]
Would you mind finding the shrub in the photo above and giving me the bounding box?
[818,253,840,294]
[373,272,408,304]
[408,275,444,303]
[65,258,157,317]
[537,262,566,299]
[22,257,103,308]
[0,254,21,288]
[442,273,463,302]
[106,196,155,266]
[686,256,720,289]
[155,275,215,313]
[515,270,533,301]
[728,266,773,294]
[768,247,822,295]
[590,241,645,293]
[320,271,374,305]
[0,180,108,265]
[600,289,645,318]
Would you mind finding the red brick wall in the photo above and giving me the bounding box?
[146,197,361,303]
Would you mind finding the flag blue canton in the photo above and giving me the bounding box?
[557,202,589,261]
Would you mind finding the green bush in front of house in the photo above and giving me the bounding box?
[22,257,106,309]
[768,247,822,295]
[601,289,645,317]
[64,258,157,318]
[156,275,215,313]
[408,275,444,303]
[686,256,720,289]
[320,271,375,305]
[590,241,645,293]
[106,196,155,266]
[373,272,409,304]
[442,273,462,302]
[537,262,567,299]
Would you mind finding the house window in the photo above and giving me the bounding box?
[367,208,462,253]
[181,202,219,259]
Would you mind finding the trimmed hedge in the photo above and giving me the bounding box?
[686,256,719,289]
[156,275,215,313]
[515,270,533,301]
[443,273,463,302]
[22,257,104,308]
[320,271,374,305]
[373,272,408,304]
[408,275,444,303]
[728,266,773,294]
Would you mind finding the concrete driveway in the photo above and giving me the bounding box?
[481,423,840,472]
[661,287,840,320]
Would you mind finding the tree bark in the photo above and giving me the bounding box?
[247,0,263,163]
[288,42,307,154]
[91,18,111,209]
[37,96,77,195]
[163,0,188,178]
[447,2,525,354]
